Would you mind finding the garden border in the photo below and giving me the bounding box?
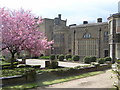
[1,64,111,86]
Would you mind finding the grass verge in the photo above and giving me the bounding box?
[2,70,105,90]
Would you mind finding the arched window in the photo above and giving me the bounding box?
[83,33,91,38]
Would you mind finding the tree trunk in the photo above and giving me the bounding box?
[10,53,15,68]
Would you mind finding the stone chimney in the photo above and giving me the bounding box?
[83,21,88,24]
[58,14,61,20]
[97,18,102,23]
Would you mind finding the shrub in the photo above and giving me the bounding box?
[1,68,35,77]
[66,54,72,60]
[56,54,59,59]
[97,58,105,64]
[58,55,64,61]
[50,61,58,69]
[0,57,5,61]
[112,63,120,89]
[90,56,96,62]
[50,55,56,60]
[117,59,120,63]
[84,56,96,64]
[84,57,91,64]
[104,57,112,62]
[68,58,72,61]
[91,62,100,67]
[72,55,80,61]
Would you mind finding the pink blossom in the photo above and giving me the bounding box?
[1,8,54,57]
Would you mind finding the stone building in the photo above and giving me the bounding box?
[40,14,109,60]
[53,23,69,55]
[69,19,109,60]
[108,13,120,62]
[107,1,120,62]
[39,14,67,55]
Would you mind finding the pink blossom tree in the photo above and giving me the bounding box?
[0,8,53,68]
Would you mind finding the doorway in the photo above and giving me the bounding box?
[104,50,109,57]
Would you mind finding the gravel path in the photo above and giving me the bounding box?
[44,69,116,88]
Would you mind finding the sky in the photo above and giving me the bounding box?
[0,0,120,25]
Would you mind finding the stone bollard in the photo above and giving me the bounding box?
[45,61,50,68]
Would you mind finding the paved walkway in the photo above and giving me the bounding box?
[18,59,89,68]
[34,69,116,89]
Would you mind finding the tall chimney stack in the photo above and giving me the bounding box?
[97,18,102,23]
[58,14,61,20]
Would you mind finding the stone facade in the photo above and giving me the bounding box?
[40,14,109,60]
[108,13,120,62]
[39,14,67,55]
[70,21,109,60]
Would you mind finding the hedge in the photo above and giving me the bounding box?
[56,55,59,59]
[84,56,96,64]
[90,56,96,62]
[72,55,80,61]
[84,57,91,64]
[49,61,58,69]
[104,57,112,62]
[58,55,64,61]
[66,54,72,60]
[97,58,105,64]
[50,55,56,60]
